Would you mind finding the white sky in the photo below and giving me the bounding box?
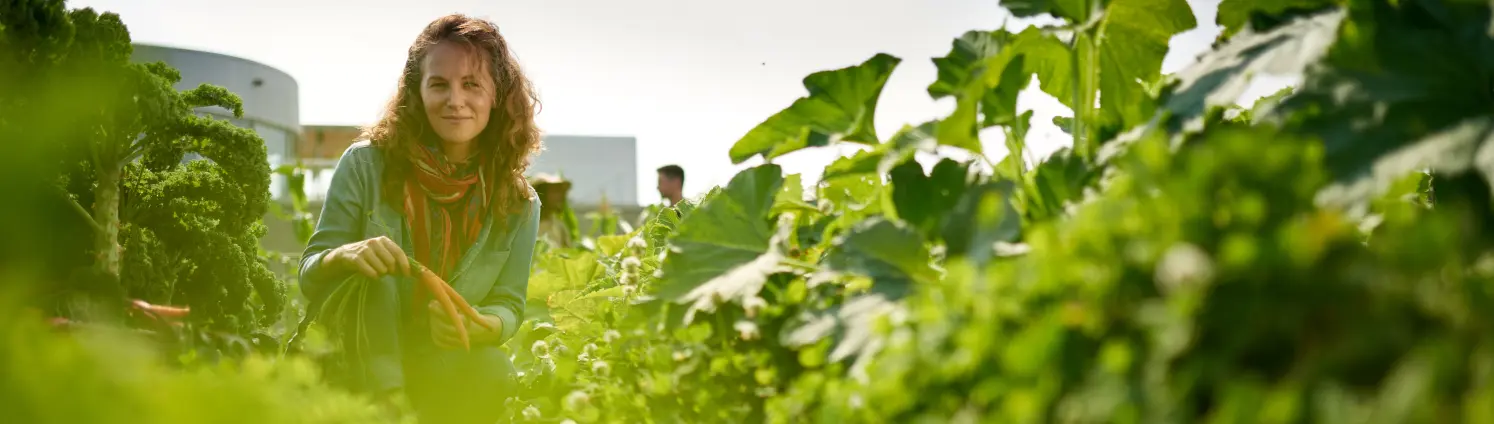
[73,0,1250,206]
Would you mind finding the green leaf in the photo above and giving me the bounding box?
[657,165,788,322]
[1054,116,1075,135]
[822,121,938,180]
[890,158,973,241]
[1274,0,1494,207]
[729,54,902,164]
[1160,9,1343,134]
[1318,116,1494,207]
[528,251,602,304]
[999,0,1092,21]
[1021,148,1095,223]
[823,218,940,290]
[780,292,901,367]
[1094,0,1198,129]
[596,234,629,257]
[941,180,1023,264]
[930,29,1040,153]
[772,174,817,218]
[1217,0,1340,38]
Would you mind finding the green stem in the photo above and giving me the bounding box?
[1072,1,1103,163]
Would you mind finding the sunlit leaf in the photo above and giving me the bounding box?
[657,165,789,323]
[729,54,902,164]
[1160,9,1343,134]
[822,121,938,180]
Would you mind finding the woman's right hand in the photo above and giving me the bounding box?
[323,236,412,278]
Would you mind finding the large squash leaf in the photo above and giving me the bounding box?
[992,0,1196,136]
[729,54,901,164]
[932,29,1054,152]
[1272,0,1494,207]
[656,164,789,323]
[1160,8,1344,134]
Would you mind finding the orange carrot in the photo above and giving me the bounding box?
[440,282,499,332]
[132,299,190,320]
[420,268,468,350]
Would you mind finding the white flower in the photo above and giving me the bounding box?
[530,340,549,358]
[627,237,648,255]
[521,405,541,420]
[591,360,611,377]
[742,296,767,318]
[583,343,598,355]
[734,320,760,341]
[563,390,590,411]
[560,420,578,424]
[540,357,557,373]
[619,271,637,286]
[621,256,642,272]
[603,330,622,344]
[622,285,637,297]
[1156,243,1215,294]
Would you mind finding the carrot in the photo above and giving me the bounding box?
[441,280,500,332]
[132,299,190,319]
[421,268,469,350]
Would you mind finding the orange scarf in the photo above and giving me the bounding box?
[403,143,490,280]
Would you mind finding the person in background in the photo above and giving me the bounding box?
[531,173,573,248]
[656,164,685,207]
[298,14,542,424]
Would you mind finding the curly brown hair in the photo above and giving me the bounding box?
[362,14,543,218]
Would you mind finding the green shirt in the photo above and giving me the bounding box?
[299,140,539,392]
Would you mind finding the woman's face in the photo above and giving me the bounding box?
[420,40,495,150]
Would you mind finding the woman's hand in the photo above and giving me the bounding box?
[323,236,411,279]
[428,301,504,349]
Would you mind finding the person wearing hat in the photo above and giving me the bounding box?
[531,173,573,248]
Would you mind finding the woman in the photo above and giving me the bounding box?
[298,14,542,423]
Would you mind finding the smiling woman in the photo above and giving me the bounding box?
[297,13,544,424]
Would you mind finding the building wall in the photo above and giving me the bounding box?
[530,135,638,206]
[301,125,364,162]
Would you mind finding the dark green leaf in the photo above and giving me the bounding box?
[1022,148,1095,223]
[999,0,1092,21]
[729,54,901,164]
[823,218,940,289]
[941,180,1023,264]
[1273,0,1494,207]
[891,158,973,241]
[1217,0,1340,38]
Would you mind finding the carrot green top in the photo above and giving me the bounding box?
[299,140,539,391]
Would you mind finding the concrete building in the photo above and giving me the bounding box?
[130,43,300,202]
